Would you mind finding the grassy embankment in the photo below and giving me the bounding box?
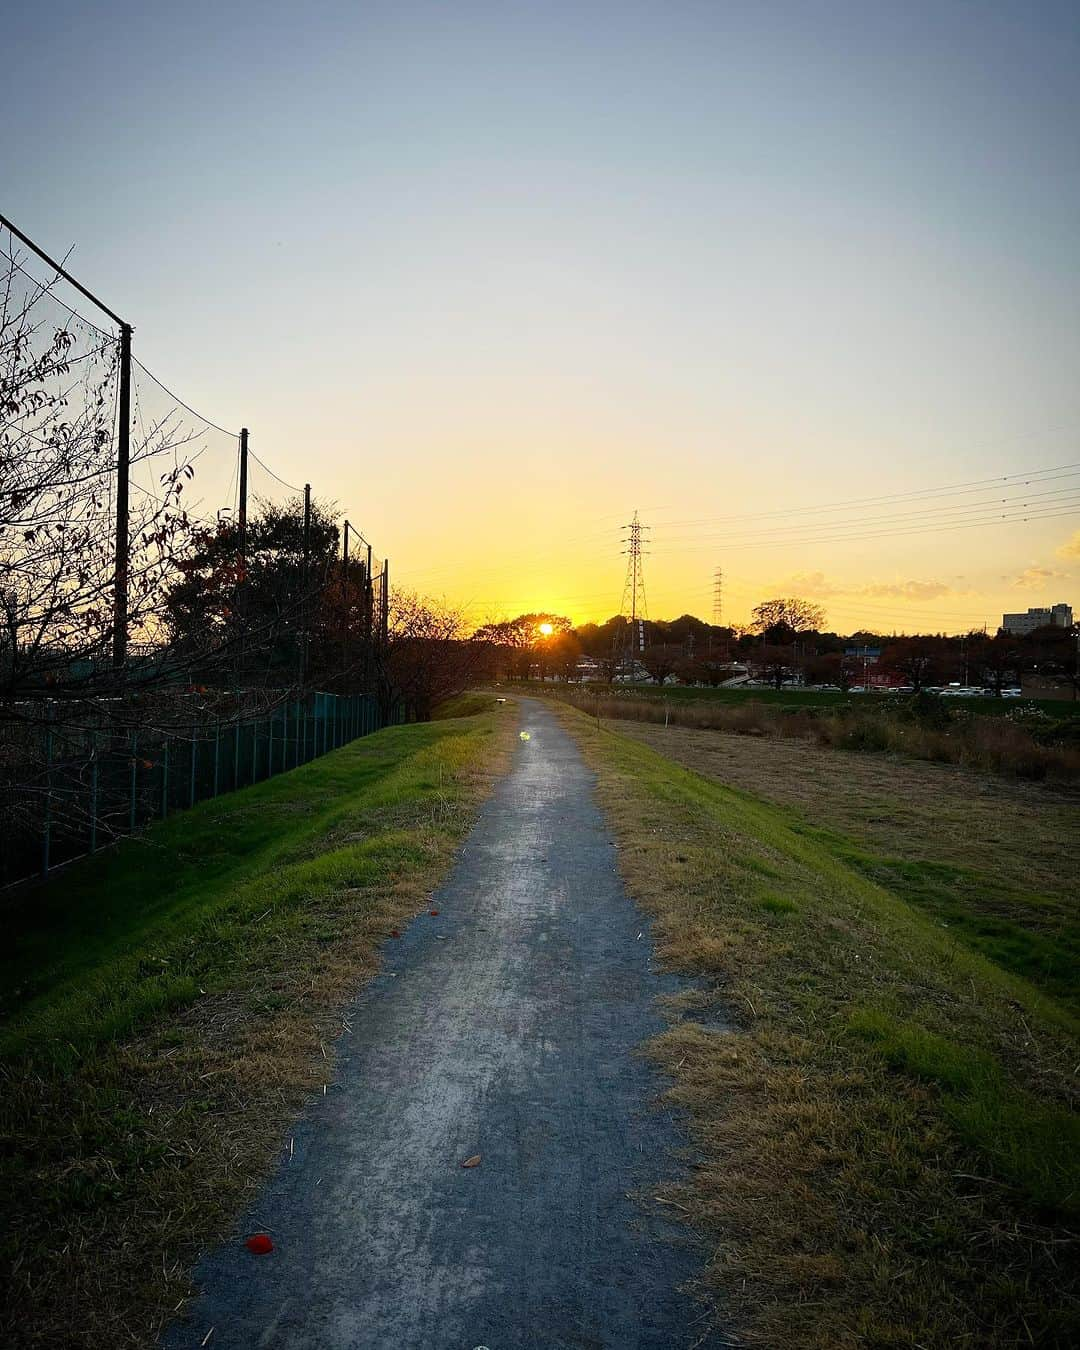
[549,700,1080,1348]
[1,705,514,1347]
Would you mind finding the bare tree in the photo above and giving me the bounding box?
[1,248,196,713]
[384,592,481,720]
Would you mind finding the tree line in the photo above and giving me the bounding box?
[469,597,1080,701]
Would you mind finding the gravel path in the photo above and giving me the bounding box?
[166,698,706,1349]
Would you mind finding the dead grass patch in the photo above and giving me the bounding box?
[550,699,1080,1348]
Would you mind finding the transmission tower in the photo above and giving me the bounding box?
[620,511,650,660]
[713,567,723,626]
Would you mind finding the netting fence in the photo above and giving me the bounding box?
[1,218,398,890]
[0,689,398,887]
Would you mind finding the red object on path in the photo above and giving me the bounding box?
[429,909,440,917]
[245,1234,273,1255]
[390,930,401,938]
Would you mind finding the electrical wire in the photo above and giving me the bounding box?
[645,460,1080,529]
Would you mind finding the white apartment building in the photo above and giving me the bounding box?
[1000,603,1073,635]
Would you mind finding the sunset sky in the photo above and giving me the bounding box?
[4,1,1079,633]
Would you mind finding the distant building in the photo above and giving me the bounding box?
[1000,603,1073,636]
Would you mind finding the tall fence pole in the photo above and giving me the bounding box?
[365,543,373,692]
[237,428,249,680]
[342,520,351,687]
[112,322,132,670]
[381,559,389,648]
[0,218,132,673]
[238,428,249,555]
[300,484,312,686]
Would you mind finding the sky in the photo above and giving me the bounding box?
[4,0,1080,634]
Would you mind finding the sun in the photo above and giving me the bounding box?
[538,622,554,637]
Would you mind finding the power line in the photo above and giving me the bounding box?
[646,460,1080,529]
[650,501,1080,553]
[650,478,1080,547]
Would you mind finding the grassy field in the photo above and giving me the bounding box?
[1,706,514,1346]
[562,678,1080,718]
[549,700,1080,1348]
[619,724,1080,1015]
[519,681,1080,781]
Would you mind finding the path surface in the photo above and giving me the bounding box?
[167,699,705,1349]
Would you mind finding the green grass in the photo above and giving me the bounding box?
[432,690,503,719]
[835,848,1080,1012]
[3,719,494,1066]
[1,707,512,1346]
[849,1008,1080,1216]
[552,701,1080,1346]
[597,720,1080,1018]
[550,678,1080,718]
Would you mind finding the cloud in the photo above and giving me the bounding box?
[861,580,953,601]
[781,570,845,598]
[1056,531,1080,561]
[776,573,958,602]
[1012,564,1068,589]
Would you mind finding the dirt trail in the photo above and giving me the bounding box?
[165,699,706,1349]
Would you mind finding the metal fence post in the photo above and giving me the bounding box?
[42,722,53,877]
[233,717,240,789]
[130,732,138,832]
[89,732,99,853]
[252,717,259,782]
[162,740,170,819]
[213,723,220,797]
[190,722,198,807]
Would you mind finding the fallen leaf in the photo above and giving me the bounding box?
[429,909,440,917]
[390,930,400,939]
[461,1155,481,1169]
[245,1234,273,1255]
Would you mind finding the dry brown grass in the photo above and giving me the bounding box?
[542,685,1080,782]
[548,699,1080,1348]
[2,710,516,1347]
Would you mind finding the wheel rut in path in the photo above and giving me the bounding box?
[166,698,710,1349]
